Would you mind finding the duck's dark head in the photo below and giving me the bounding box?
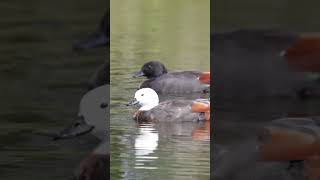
[133,61,168,78]
[73,12,109,51]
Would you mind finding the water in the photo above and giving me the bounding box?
[110,0,210,179]
[0,0,107,179]
[213,0,320,32]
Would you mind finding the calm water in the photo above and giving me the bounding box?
[0,0,106,179]
[110,0,210,179]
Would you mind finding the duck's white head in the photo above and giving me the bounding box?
[131,88,159,111]
[79,85,109,140]
[53,85,109,141]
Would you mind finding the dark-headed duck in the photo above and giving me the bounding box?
[212,29,320,99]
[73,12,109,51]
[133,61,210,94]
[213,29,320,73]
[127,88,210,123]
[88,62,109,90]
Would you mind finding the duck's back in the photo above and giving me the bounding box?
[136,100,200,122]
[212,29,315,99]
[140,71,207,94]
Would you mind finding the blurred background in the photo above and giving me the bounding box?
[0,0,107,179]
[213,0,320,32]
[110,0,210,179]
[212,0,320,179]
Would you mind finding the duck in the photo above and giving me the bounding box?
[87,62,109,90]
[127,88,210,123]
[133,61,210,94]
[73,12,109,51]
[53,84,109,180]
[213,29,320,73]
[258,117,320,180]
[281,33,320,73]
[199,71,210,85]
[212,29,320,99]
[214,117,320,180]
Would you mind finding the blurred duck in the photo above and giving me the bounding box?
[88,62,109,90]
[52,60,109,179]
[212,29,320,99]
[73,12,109,50]
[282,33,320,72]
[133,61,210,94]
[198,71,210,85]
[259,117,320,180]
[127,88,210,123]
[214,117,320,180]
[54,85,109,180]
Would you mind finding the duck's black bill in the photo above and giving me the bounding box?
[132,71,145,78]
[127,98,139,106]
[52,116,94,140]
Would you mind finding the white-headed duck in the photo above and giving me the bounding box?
[127,88,210,123]
[53,84,109,180]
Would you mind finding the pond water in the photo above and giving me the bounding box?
[110,0,210,179]
[0,0,107,179]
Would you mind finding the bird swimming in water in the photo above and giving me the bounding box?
[133,61,210,94]
[127,88,210,123]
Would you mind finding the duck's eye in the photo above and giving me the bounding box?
[141,94,144,96]
[100,103,108,108]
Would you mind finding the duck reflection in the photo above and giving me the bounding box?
[135,124,159,157]
[129,120,210,173]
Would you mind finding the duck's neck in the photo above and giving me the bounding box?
[139,103,158,111]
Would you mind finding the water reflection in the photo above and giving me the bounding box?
[118,119,210,179]
[135,124,159,158]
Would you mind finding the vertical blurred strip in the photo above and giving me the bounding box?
[210,0,214,179]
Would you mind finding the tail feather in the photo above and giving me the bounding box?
[259,121,320,161]
[284,36,320,72]
[191,101,210,113]
[198,72,210,84]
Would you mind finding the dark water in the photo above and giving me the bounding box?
[213,0,320,32]
[110,0,210,179]
[0,0,106,179]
